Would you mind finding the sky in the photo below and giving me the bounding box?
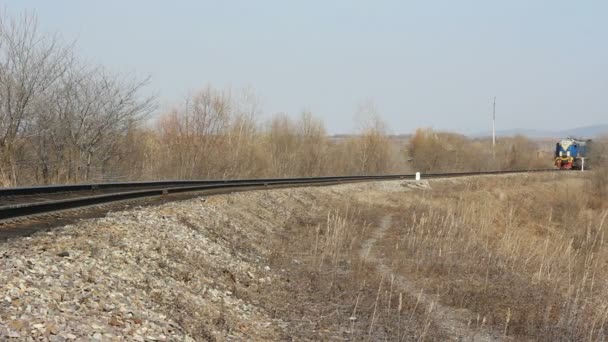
[4,0,608,135]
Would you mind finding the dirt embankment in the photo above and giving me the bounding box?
[2,172,604,341]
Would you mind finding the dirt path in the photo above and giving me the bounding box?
[360,215,501,342]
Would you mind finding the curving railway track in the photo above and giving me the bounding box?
[0,169,566,239]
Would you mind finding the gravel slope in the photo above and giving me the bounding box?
[1,180,422,341]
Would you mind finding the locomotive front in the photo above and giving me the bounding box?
[555,138,590,170]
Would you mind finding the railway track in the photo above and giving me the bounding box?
[0,169,566,239]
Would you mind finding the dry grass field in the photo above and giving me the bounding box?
[267,171,608,341]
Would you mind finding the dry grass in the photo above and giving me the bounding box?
[260,198,443,340]
[255,173,608,340]
[379,174,608,340]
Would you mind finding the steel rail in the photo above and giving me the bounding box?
[0,168,562,197]
[0,168,565,221]
[0,175,404,196]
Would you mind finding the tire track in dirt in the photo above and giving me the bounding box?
[360,215,501,342]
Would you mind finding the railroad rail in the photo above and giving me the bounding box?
[0,169,567,223]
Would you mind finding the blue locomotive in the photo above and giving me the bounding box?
[555,138,591,170]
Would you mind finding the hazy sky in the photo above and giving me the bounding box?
[4,1,608,134]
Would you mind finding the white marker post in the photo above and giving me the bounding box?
[415,172,421,181]
[581,158,585,172]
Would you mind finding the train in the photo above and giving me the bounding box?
[555,137,592,170]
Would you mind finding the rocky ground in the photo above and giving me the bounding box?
[0,179,430,341]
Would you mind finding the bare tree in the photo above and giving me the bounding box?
[30,63,155,183]
[266,113,298,177]
[0,11,72,185]
[295,111,327,176]
[222,88,264,178]
[69,70,154,181]
[156,87,234,179]
[350,100,392,174]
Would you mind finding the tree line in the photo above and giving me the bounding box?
[0,12,549,186]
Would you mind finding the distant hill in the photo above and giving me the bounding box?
[476,124,608,139]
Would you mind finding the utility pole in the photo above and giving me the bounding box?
[492,96,496,159]
[492,96,496,147]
